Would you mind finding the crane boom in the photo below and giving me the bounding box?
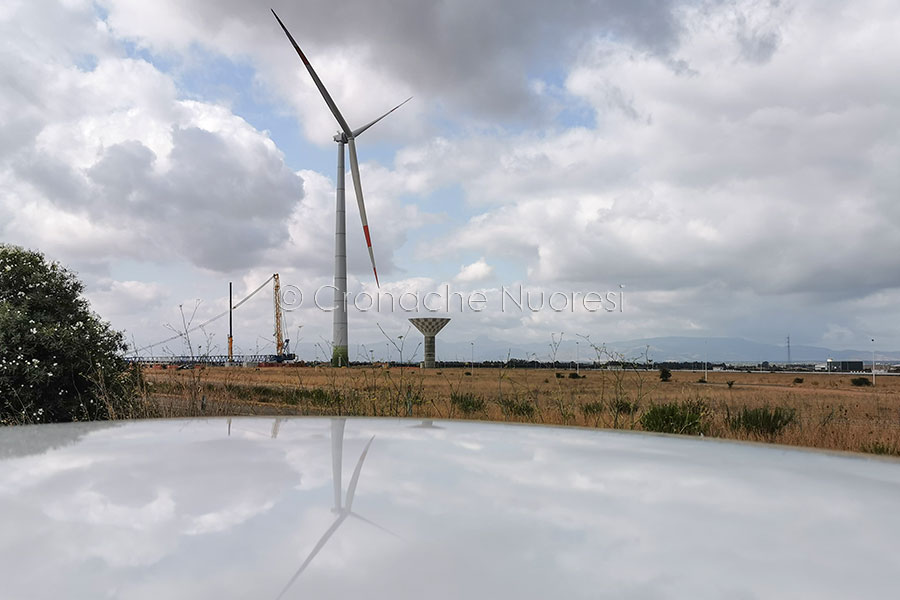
[273,273,285,356]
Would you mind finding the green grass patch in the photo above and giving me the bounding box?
[581,401,604,417]
[727,405,796,439]
[451,392,485,415]
[860,441,900,456]
[610,398,638,415]
[498,397,536,418]
[640,400,709,436]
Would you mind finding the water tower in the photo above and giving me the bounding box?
[409,318,451,368]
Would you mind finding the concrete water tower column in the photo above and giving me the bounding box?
[408,318,451,368]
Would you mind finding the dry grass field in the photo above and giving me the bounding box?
[143,365,900,456]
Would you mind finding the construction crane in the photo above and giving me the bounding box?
[273,273,285,357]
[130,273,295,362]
[228,282,234,362]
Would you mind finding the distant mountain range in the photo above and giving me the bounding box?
[423,335,900,364]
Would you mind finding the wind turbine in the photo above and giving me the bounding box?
[272,9,410,366]
[275,419,397,599]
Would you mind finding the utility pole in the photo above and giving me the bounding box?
[704,338,708,381]
[872,338,876,387]
[786,335,791,366]
[576,341,580,375]
[180,304,193,360]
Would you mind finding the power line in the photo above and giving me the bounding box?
[129,275,276,356]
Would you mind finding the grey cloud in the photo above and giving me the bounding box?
[735,3,784,64]
[13,150,92,208]
[80,128,303,272]
[8,127,303,274]
[737,28,780,63]
[104,0,688,123]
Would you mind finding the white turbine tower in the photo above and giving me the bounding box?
[272,9,410,366]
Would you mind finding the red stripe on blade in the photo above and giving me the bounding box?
[363,225,372,247]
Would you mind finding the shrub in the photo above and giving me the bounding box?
[498,397,535,418]
[555,372,565,379]
[851,377,873,387]
[450,392,485,415]
[793,377,804,384]
[463,371,472,376]
[0,244,142,424]
[581,401,604,417]
[659,367,672,382]
[727,406,796,439]
[860,441,900,456]
[568,372,583,379]
[726,380,735,389]
[581,400,605,426]
[697,378,707,384]
[640,400,709,436]
[581,402,605,417]
[610,398,638,415]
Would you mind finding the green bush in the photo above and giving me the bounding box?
[726,380,735,389]
[793,377,804,384]
[851,377,873,387]
[568,372,583,379]
[498,397,535,418]
[1,244,141,424]
[727,406,796,438]
[640,400,709,436]
[451,392,485,415]
[659,367,672,382]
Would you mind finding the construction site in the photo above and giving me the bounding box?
[129,274,296,366]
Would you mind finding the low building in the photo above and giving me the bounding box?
[822,360,864,372]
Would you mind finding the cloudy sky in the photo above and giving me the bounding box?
[1,0,898,360]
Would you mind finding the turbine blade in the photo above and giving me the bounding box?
[276,514,347,600]
[346,138,379,287]
[349,511,403,540]
[271,9,352,136]
[344,435,375,510]
[351,97,412,138]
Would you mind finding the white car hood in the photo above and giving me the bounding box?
[1,417,898,599]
